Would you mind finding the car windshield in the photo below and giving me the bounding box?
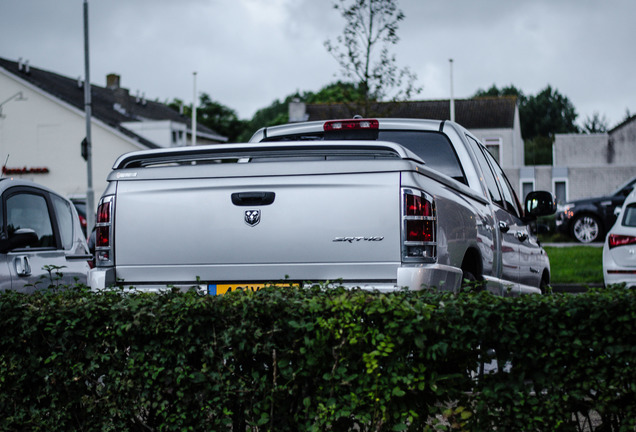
[613,177,636,196]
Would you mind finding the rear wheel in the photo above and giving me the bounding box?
[571,214,602,243]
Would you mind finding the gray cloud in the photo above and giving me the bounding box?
[1,0,633,127]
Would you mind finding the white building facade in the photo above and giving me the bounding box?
[0,58,226,208]
[0,66,146,200]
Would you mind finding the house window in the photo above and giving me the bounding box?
[521,181,535,201]
[484,137,502,163]
[554,180,567,204]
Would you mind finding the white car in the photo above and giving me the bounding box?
[0,178,91,292]
[603,190,636,287]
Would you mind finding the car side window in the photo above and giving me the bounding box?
[483,148,522,219]
[52,194,74,250]
[622,204,636,227]
[6,192,55,248]
[466,135,504,207]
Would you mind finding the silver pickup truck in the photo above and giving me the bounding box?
[89,118,555,295]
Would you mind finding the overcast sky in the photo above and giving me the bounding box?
[1,0,634,129]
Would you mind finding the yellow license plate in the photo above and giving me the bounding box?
[208,283,297,295]
[207,283,266,295]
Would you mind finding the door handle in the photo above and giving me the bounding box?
[15,256,31,276]
[516,231,528,242]
[498,221,510,233]
[231,192,275,206]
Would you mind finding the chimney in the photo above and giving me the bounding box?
[289,98,308,122]
[106,73,121,90]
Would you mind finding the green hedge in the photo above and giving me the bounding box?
[0,285,634,431]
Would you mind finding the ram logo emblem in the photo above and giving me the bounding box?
[244,210,261,226]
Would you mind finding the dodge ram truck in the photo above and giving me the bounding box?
[89,118,555,295]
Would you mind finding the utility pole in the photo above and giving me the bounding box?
[83,0,95,233]
[192,72,197,146]
[449,59,455,122]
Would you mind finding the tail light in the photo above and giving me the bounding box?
[323,119,379,131]
[402,188,436,262]
[78,213,87,233]
[608,234,636,249]
[95,195,115,266]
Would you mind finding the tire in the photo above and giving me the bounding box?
[540,275,550,294]
[571,214,602,243]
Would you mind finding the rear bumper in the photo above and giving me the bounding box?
[603,247,636,288]
[89,263,463,293]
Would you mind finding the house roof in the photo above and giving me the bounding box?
[609,114,636,135]
[304,97,519,130]
[0,57,226,147]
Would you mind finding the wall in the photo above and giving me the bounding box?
[122,120,187,148]
[0,71,146,208]
[553,124,636,201]
[554,134,609,167]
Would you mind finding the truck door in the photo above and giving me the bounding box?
[493,206,522,290]
[465,135,518,288]
[483,149,542,292]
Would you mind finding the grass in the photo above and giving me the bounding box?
[544,246,603,285]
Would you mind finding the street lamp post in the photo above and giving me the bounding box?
[83,0,95,233]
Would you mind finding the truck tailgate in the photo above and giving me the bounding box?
[113,172,402,283]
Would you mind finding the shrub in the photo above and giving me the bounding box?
[0,284,634,431]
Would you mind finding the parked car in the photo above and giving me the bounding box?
[603,190,636,287]
[0,178,91,292]
[70,197,88,237]
[555,176,636,243]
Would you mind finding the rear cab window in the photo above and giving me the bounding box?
[261,129,467,184]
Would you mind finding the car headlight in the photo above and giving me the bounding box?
[557,203,574,213]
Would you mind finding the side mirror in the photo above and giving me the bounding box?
[524,191,556,220]
[0,228,39,253]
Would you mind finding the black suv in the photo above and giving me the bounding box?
[555,176,636,243]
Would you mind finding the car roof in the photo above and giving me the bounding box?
[0,178,65,198]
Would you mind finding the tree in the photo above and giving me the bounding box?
[324,0,421,116]
[168,94,247,142]
[473,84,526,103]
[305,81,367,104]
[582,112,609,134]
[237,82,371,141]
[237,96,293,142]
[521,85,578,140]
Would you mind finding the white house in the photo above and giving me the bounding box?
[0,57,226,207]
[549,116,636,202]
